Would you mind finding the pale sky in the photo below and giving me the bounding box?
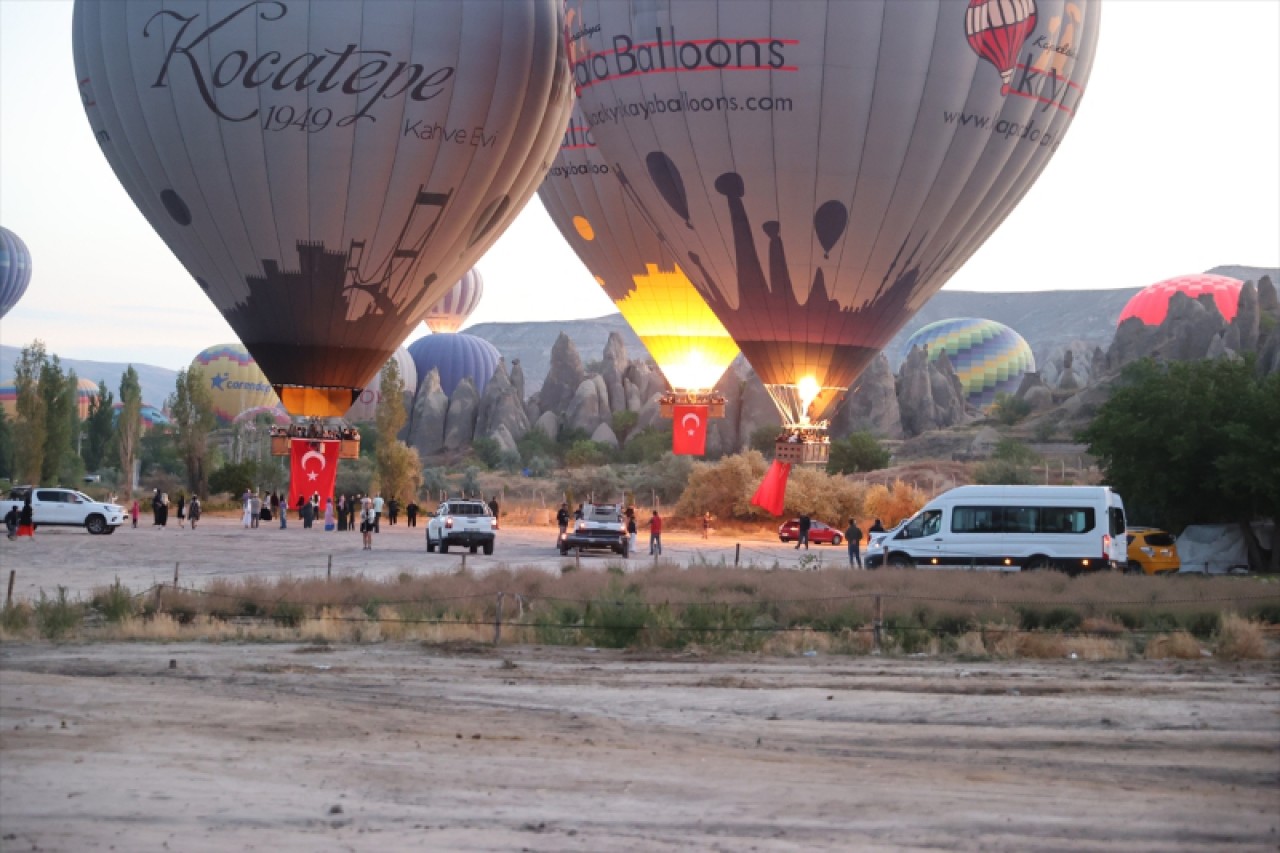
[2,0,1277,371]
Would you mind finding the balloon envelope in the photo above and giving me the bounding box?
[0,226,33,319]
[73,0,572,416]
[344,347,418,423]
[573,0,1099,424]
[1117,274,1243,326]
[407,333,500,399]
[424,269,484,334]
[904,318,1035,408]
[538,104,739,393]
[191,344,282,426]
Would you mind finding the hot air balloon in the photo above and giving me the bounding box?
[344,347,418,424]
[113,402,171,430]
[191,344,282,426]
[904,318,1036,408]
[1117,274,1244,326]
[571,0,1098,507]
[424,269,484,334]
[0,226,33,319]
[74,0,573,419]
[2,376,108,420]
[537,104,740,409]
[407,334,501,399]
[232,405,291,428]
[966,0,1038,96]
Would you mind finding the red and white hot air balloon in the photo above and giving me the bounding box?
[966,0,1039,95]
[424,269,484,334]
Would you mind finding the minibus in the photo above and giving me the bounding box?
[865,485,1127,573]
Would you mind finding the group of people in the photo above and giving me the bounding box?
[779,429,832,444]
[268,420,360,442]
[555,502,662,555]
[793,513,886,568]
[131,488,200,529]
[3,493,33,539]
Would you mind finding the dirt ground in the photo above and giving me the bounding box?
[1,642,1277,851]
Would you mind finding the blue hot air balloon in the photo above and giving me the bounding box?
[904,318,1036,408]
[0,226,33,319]
[407,334,501,399]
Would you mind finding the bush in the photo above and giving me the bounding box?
[420,467,448,502]
[675,451,770,520]
[749,425,780,457]
[564,440,609,468]
[619,427,673,464]
[93,579,136,623]
[1214,613,1267,660]
[992,393,1032,425]
[626,452,692,504]
[35,586,82,640]
[517,426,557,464]
[827,431,890,474]
[459,466,481,498]
[1,601,32,634]
[583,583,648,648]
[611,410,638,439]
[471,436,503,469]
[208,460,259,497]
[497,450,523,473]
[526,454,554,478]
[558,466,624,505]
[862,480,928,528]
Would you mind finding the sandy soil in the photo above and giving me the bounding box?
[2,642,1277,851]
[0,514,823,601]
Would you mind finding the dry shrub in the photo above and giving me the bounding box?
[781,466,868,523]
[1081,616,1126,637]
[760,627,833,656]
[1214,613,1268,660]
[1145,631,1204,660]
[955,631,989,658]
[1061,635,1128,660]
[862,480,929,528]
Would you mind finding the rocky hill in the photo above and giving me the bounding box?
[0,345,178,410]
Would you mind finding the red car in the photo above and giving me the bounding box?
[778,519,843,545]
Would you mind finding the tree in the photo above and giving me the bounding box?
[39,360,75,484]
[0,407,13,480]
[827,431,890,475]
[168,367,217,497]
[83,381,115,472]
[1081,357,1279,572]
[373,356,420,501]
[117,366,143,493]
[974,438,1042,485]
[208,460,259,498]
[12,341,48,484]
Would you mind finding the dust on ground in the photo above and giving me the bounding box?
[2,642,1276,851]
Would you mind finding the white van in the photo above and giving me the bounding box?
[865,485,1127,574]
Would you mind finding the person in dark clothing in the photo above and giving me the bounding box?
[573,503,584,521]
[388,498,400,526]
[406,501,419,527]
[488,495,500,519]
[556,503,570,536]
[845,519,863,568]
[5,505,19,539]
[796,513,812,550]
[869,519,885,534]
[18,495,34,536]
[151,489,162,526]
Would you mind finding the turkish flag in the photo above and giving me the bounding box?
[750,460,792,516]
[289,438,340,507]
[671,404,708,455]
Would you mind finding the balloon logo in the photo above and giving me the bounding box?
[74,0,573,417]
[966,0,1039,95]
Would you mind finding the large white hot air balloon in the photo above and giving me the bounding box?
[74,0,573,417]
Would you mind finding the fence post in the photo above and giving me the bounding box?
[872,594,883,653]
[576,551,581,571]
[461,553,467,572]
[6,570,14,607]
[154,583,164,613]
[327,554,332,582]
[734,543,740,567]
[493,591,505,645]
[173,562,180,587]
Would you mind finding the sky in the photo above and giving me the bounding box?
[1,0,1278,371]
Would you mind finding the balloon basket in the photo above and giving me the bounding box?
[339,438,360,459]
[774,424,829,466]
[270,436,290,457]
[660,392,725,419]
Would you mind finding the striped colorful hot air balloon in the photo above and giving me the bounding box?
[904,318,1036,408]
[0,226,33,319]
[424,269,484,334]
[966,0,1039,95]
[191,344,282,425]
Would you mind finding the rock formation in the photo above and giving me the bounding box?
[532,410,559,442]
[896,346,969,437]
[536,333,585,415]
[442,377,479,450]
[600,332,631,414]
[830,353,902,439]
[590,422,620,449]
[407,368,450,457]
[565,377,605,434]
[474,362,530,442]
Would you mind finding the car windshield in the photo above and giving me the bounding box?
[447,503,489,516]
[1144,532,1176,546]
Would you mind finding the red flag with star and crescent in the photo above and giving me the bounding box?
[289,438,340,507]
[672,404,708,456]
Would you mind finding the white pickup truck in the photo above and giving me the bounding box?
[2,486,126,535]
[425,499,497,555]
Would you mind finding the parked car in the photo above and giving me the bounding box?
[1,486,125,535]
[1126,527,1180,575]
[426,499,496,554]
[777,519,843,546]
[560,503,629,556]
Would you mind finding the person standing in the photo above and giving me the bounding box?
[4,504,18,540]
[372,493,384,533]
[869,518,885,535]
[188,495,202,529]
[269,492,280,524]
[176,492,186,529]
[406,500,419,528]
[324,498,335,531]
[130,500,139,529]
[573,503,584,521]
[301,497,315,529]
[487,495,500,519]
[845,518,863,569]
[388,497,400,526]
[159,492,170,527]
[18,494,34,538]
[648,510,663,556]
[702,511,711,539]
[243,490,255,528]
[336,495,347,531]
[626,510,638,554]
[556,503,570,537]
[361,496,375,550]
[152,489,163,527]
[796,513,811,550]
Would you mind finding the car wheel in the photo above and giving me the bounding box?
[440,540,449,554]
[1023,554,1055,572]
[483,541,494,556]
[559,545,569,556]
[779,536,789,543]
[887,552,914,569]
[469,545,477,554]
[1125,560,1143,575]
[831,534,842,546]
[426,535,436,553]
[85,514,107,535]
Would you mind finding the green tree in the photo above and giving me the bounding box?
[208,460,259,497]
[167,367,217,497]
[991,392,1032,426]
[117,366,143,492]
[827,431,891,475]
[373,357,421,502]
[83,381,115,472]
[12,341,48,484]
[974,438,1042,485]
[1081,358,1279,572]
[39,361,75,484]
[0,406,13,480]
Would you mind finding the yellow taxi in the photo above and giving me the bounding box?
[1125,527,1181,575]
